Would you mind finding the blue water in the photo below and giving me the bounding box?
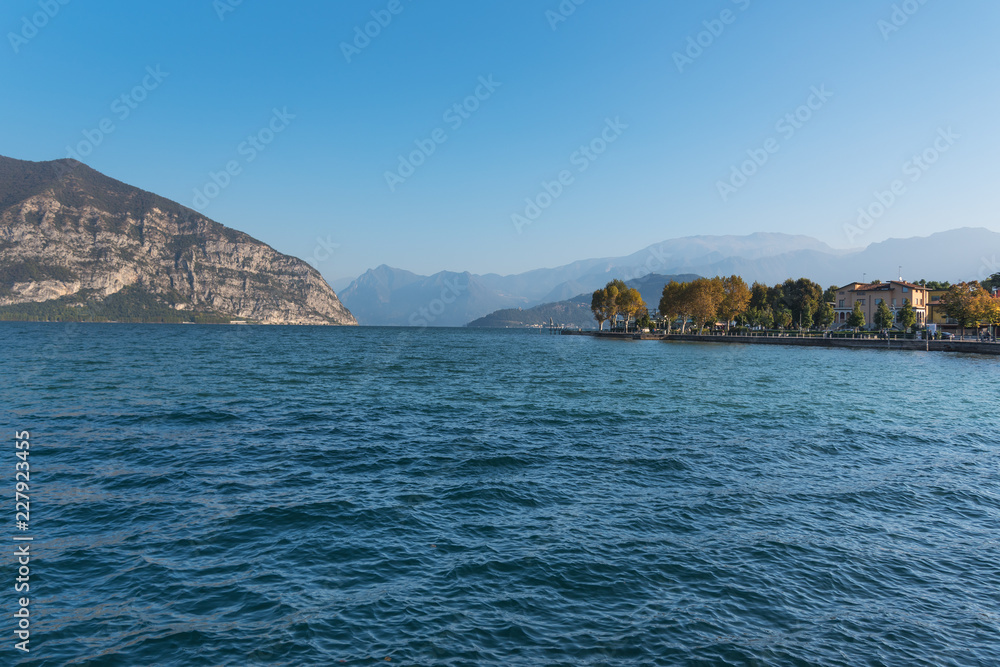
[3,323,999,665]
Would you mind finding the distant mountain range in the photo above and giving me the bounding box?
[0,156,356,324]
[8,152,994,328]
[466,274,701,328]
[337,265,520,328]
[340,229,1000,326]
[466,300,594,329]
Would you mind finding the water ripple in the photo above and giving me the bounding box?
[2,324,999,665]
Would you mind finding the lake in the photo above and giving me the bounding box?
[3,323,998,665]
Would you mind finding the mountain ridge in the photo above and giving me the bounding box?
[467,273,703,329]
[0,155,357,324]
[341,228,999,326]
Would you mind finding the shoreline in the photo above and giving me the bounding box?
[561,330,1000,356]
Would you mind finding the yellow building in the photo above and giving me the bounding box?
[926,289,954,327]
[833,280,928,329]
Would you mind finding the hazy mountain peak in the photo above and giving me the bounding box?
[339,228,1000,325]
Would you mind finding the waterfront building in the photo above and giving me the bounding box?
[833,280,929,329]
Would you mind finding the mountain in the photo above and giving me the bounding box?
[0,155,356,324]
[342,228,999,325]
[485,232,840,304]
[338,265,529,327]
[844,228,1000,285]
[468,273,702,328]
[329,275,358,293]
[341,234,832,326]
[614,273,703,311]
[466,300,595,329]
[687,228,1000,287]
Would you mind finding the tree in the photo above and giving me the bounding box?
[760,306,777,329]
[874,300,894,330]
[748,282,770,311]
[941,282,983,337]
[745,305,774,329]
[616,286,646,332]
[779,278,824,327]
[658,282,678,333]
[976,277,1000,339]
[718,275,750,331]
[800,298,816,330]
[816,301,835,330]
[823,285,838,304]
[847,302,866,330]
[594,279,638,331]
[758,306,774,329]
[898,299,917,332]
[632,293,648,328]
[775,306,793,330]
[689,277,724,333]
[616,286,633,332]
[973,290,1000,332]
[983,272,1000,293]
[659,281,691,333]
[983,297,1000,339]
[605,283,621,330]
[591,288,609,330]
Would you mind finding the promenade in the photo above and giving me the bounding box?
[560,329,1000,355]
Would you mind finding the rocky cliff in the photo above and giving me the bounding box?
[0,155,356,325]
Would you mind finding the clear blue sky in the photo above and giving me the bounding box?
[3,0,998,282]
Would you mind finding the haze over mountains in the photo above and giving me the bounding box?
[341,228,1000,326]
[3,153,995,328]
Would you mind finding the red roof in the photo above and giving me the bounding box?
[850,280,926,292]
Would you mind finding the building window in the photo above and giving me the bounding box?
[875,298,882,305]
[903,287,909,292]
[892,298,896,307]
[839,299,844,307]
